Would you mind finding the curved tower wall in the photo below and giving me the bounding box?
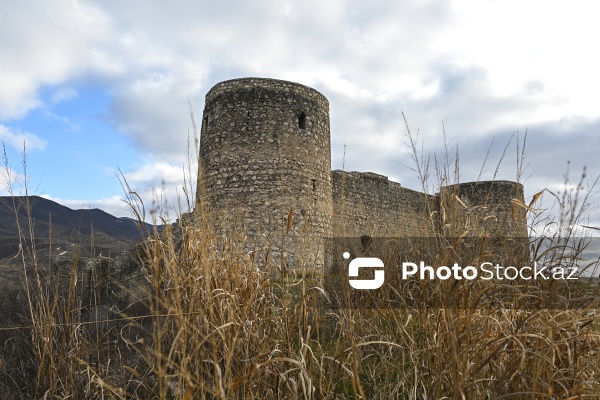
[438,181,528,262]
[438,181,527,237]
[197,78,332,266]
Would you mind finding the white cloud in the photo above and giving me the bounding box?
[0,0,455,161]
[41,194,128,216]
[0,166,24,196]
[109,74,200,161]
[41,192,177,223]
[0,125,48,151]
[124,161,190,187]
[102,161,197,221]
[0,0,113,119]
[51,86,78,105]
[437,0,600,120]
[2,0,600,220]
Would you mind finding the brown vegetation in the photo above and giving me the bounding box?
[0,134,598,399]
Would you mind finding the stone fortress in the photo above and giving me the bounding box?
[195,78,528,266]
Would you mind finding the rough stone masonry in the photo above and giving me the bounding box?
[195,78,527,267]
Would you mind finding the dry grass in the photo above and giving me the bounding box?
[1,134,599,399]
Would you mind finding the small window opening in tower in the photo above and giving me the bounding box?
[203,116,209,130]
[298,112,307,129]
[311,179,316,192]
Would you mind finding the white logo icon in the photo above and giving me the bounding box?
[346,254,385,290]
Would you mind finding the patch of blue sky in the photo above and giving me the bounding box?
[2,83,143,200]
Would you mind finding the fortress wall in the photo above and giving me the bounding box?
[331,170,437,237]
[194,77,529,267]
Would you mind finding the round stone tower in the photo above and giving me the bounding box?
[438,181,528,238]
[197,78,332,266]
[438,180,528,262]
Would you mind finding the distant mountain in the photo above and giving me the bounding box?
[0,196,157,261]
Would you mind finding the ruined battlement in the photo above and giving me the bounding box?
[195,78,527,266]
[205,77,329,107]
[331,170,437,237]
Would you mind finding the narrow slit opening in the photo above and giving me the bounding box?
[298,112,307,129]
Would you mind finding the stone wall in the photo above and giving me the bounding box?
[331,170,437,236]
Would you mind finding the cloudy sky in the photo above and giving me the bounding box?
[1,0,599,228]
